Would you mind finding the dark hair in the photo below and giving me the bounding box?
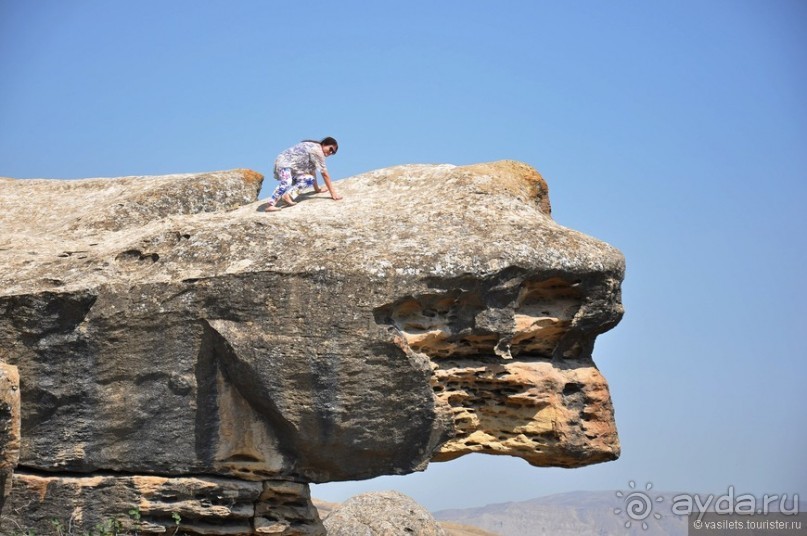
[302,137,338,154]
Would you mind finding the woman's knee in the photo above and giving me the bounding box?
[293,174,315,188]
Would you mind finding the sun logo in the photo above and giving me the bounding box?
[614,481,664,530]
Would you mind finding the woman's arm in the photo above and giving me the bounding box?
[320,169,342,200]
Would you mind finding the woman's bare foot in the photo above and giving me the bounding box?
[281,194,297,206]
[265,204,281,212]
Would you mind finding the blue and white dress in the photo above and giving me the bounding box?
[268,142,327,204]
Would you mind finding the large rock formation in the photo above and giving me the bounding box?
[0,161,625,534]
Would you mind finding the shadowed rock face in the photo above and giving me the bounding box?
[0,161,625,535]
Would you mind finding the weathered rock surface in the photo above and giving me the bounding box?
[312,491,498,536]
[9,475,322,535]
[322,490,446,536]
[0,363,20,511]
[0,161,624,534]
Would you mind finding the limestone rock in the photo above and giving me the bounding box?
[0,363,20,510]
[6,474,322,535]
[322,490,446,536]
[0,161,624,534]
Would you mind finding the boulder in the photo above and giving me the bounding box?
[0,161,624,534]
[323,490,446,536]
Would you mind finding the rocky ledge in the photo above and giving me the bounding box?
[0,161,624,535]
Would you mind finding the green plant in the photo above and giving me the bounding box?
[170,512,182,535]
[91,516,123,536]
[51,519,65,536]
[127,509,141,536]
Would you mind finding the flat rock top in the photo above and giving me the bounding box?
[0,161,623,296]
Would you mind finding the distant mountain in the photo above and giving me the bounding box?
[439,521,502,536]
[433,490,689,536]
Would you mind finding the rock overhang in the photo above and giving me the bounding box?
[0,160,625,534]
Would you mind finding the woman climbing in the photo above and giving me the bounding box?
[265,137,342,211]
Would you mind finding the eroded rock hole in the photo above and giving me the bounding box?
[115,249,160,264]
[375,276,583,360]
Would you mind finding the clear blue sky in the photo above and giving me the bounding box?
[2,0,805,513]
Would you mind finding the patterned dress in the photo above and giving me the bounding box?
[268,142,327,204]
